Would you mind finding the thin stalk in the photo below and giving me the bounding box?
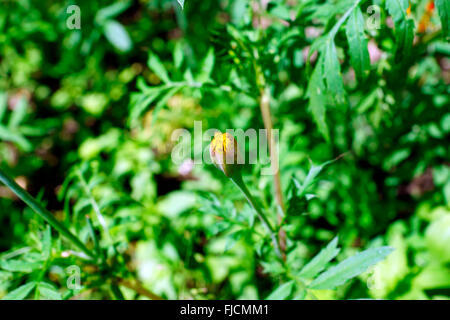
[258,86,287,259]
[85,215,101,258]
[231,173,283,259]
[76,169,109,237]
[0,167,96,259]
[117,279,164,300]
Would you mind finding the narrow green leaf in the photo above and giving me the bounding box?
[385,0,415,62]
[309,246,394,290]
[103,20,132,52]
[436,0,450,39]
[266,280,295,300]
[298,159,335,197]
[324,40,346,106]
[1,282,36,300]
[307,56,329,141]
[129,89,161,126]
[151,86,181,125]
[196,47,215,83]
[148,53,170,83]
[0,124,32,151]
[0,92,8,123]
[8,97,28,129]
[385,0,409,22]
[96,0,131,23]
[346,6,370,81]
[0,259,42,273]
[37,282,62,300]
[298,237,340,279]
[173,41,184,68]
[41,225,52,260]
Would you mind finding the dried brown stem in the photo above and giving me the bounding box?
[117,279,164,300]
[259,88,287,260]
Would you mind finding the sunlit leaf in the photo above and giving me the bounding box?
[103,20,132,52]
[298,237,340,279]
[309,246,394,290]
[266,280,295,300]
[1,282,36,300]
[148,53,171,83]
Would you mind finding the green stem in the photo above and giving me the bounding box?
[85,215,101,258]
[231,173,283,259]
[0,167,96,260]
[329,0,362,39]
[76,169,109,237]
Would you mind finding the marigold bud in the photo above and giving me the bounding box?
[209,132,241,177]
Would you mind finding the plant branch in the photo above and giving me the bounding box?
[257,85,287,260]
[117,279,164,300]
[231,173,283,260]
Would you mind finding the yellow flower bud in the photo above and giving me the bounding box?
[209,132,241,177]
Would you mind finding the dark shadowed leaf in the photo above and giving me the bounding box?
[346,6,370,81]
[436,0,450,39]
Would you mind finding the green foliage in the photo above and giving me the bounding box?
[346,7,370,81]
[0,0,449,300]
[435,0,449,38]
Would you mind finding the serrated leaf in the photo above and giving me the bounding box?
[1,282,36,300]
[324,40,346,106]
[436,0,450,39]
[309,246,394,290]
[298,237,340,279]
[266,280,295,300]
[0,259,42,273]
[307,56,329,141]
[103,20,132,52]
[148,53,170,83]
[385,0,415,62]
[298,159,335,197]
[385,0,409,22]
[346,6,370,81]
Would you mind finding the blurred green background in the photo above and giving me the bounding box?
[0,0,449,300]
